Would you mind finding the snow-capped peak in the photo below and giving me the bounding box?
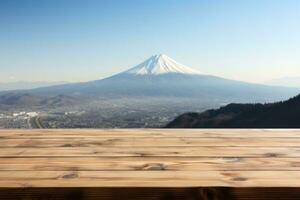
[124,54,204,75]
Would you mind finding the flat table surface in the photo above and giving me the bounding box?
[1,129,300,188]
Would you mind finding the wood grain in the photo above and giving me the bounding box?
[0,146,298,157]
[0,157,299,171]
[2,129,300,138]
[2,170,300,187]
[0,129,300,189]
[1,137,300,147]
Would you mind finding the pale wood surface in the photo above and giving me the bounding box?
[0,129,300,188]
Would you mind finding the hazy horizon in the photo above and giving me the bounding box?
[1,0,300,83]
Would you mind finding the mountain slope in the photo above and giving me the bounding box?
[0,81,68,91]
[0,54,299,108]
[166,94,300,128]
[22,54,299,100]
[0,93,82,109]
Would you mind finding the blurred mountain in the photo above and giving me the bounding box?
[0,81,68,91]
[0,54,299,108]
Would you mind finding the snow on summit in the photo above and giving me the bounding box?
[124,54,204,75]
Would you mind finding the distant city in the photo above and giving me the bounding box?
[0,99,208,128]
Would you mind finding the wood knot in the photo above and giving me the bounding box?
[265,153,278,157]
[61,144,73,147]
[141,163,165,171]
[60,172,78,179]
[232,177,247,181]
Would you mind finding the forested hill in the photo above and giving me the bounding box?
[166,94,300,128]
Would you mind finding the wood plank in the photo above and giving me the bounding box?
[0,146,298,157]
[0,157,299,171]
[0,137,300,147]
[2,129,300,138]
[1,129,300,189]
[1,171,300,187]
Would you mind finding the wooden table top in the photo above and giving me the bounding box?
[1,129,300,188]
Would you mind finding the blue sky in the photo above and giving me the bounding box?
[1,0,300,83]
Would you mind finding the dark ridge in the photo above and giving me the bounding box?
[166,94,300,128]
